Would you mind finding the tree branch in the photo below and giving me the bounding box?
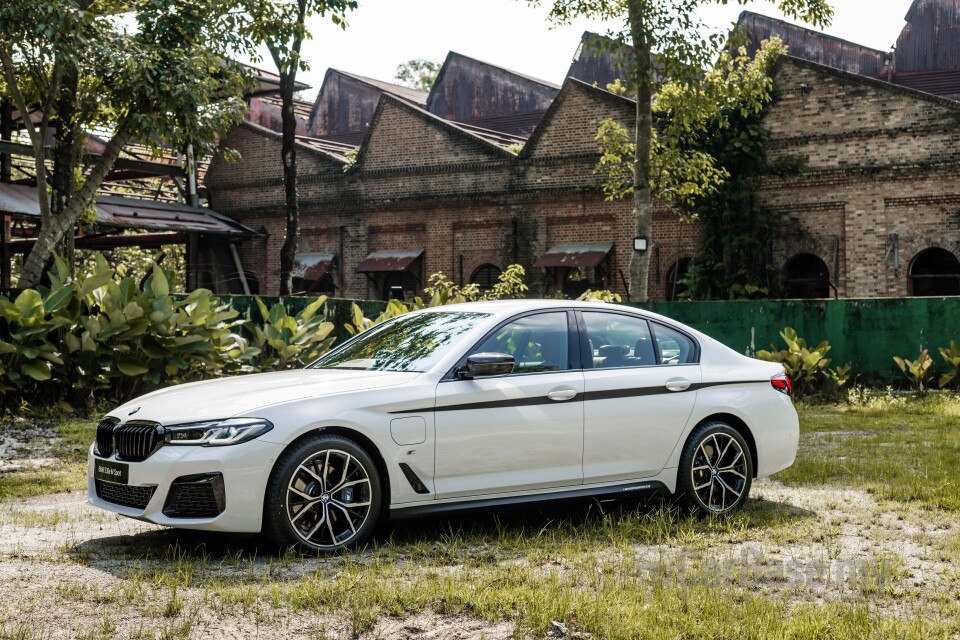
[0,41,52,222]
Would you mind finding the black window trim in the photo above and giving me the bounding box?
[442,309,581,381]
[574,309,701,370]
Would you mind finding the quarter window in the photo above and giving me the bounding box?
[582,312,657,369]
[652,323,697,365]
[472,312,570,374]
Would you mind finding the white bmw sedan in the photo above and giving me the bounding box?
[88,300,798,551]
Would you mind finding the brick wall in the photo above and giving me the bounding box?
[758,57,960,298]
[206,57,960,301]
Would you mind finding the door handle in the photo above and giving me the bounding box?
[665,378,692,392]
[547,389,578,401]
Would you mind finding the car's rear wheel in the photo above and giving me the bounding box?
[676,422,753,516]
[264,434,381,552]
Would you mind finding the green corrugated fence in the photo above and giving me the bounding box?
[197,294,960,384]
[630,298,960,384]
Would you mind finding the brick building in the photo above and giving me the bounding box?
[205,2,960,300]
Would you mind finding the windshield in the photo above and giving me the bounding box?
[309,311,490,372]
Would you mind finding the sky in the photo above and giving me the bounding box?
[275,0,915,98]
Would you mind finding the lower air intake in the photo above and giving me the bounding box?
[95,480,156,510]
[162,473,226,518]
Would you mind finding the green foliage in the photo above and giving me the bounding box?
[2,0,257,288]
[535,0,832,301]
[684,40,788,300]
[938,340,960,389]
[594,39,786,220]
[0,257,340,409]
[824,362,853,396]
[893,349,934,398]
[394,58,441,92]
[756,327,835,398]
[346,264,532,335]
[247,296,336,370]
[577,289,623,303]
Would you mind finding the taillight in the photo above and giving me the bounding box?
[771,373,792,396]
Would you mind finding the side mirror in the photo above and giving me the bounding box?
[458,353,515,379]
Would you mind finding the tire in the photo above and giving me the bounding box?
[676,422,753,516]
[264,434,382,552]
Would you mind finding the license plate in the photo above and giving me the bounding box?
[94,460,129,484]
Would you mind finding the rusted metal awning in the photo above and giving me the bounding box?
[356,249,424,273]
[293,253,336,280]
[95,196,255,235]
[0,184,42,216]
[0,185,256,236]
[536,243,614,269]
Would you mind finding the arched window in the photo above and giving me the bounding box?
[666,258,691,301]
[909,248,960,296]
[470,264,502,290]
[783,254,830,299]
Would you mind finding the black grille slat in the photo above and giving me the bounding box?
[95,418,118,457]
[95,480,156,510]
[95,420,163,461]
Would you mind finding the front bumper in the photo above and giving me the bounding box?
[87,439,286,533]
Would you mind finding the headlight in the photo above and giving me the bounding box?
[163,418,274,447]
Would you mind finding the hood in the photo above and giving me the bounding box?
[110,369,422,425]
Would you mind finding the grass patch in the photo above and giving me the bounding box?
[5,398,960,637]
[782,393,960,510]
[0,417,91,500]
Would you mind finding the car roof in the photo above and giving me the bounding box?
[417,299,655,318]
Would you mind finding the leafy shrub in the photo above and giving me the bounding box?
[756,327,833,398]
[244,297,335,370]
[893,349,934,398]
[938,341,960,389]
[346,264,532,335]
[0,256,337,410]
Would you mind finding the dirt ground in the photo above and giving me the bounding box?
[2,478,958,639]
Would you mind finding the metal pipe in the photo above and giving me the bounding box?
[229,241,251,295]
[0,99,11,184]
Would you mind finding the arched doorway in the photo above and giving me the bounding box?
[909,248,960,296]
[783,253,830,299]
[469,264,502,291]
[666,258,691,301]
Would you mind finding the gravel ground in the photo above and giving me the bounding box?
[2,479,958,639]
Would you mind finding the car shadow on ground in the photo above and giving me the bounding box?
[70,493,817,579]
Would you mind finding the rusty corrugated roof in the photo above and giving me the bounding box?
[737,11,889,77]
[568,32,632,90]
[95,197,257,235]
[0,185,256,235]
[892,69,960,99]
[242,63,311,97]
[356,250,423,273]
[896,0,960,73]
[0,184,42,216]
[307,69,429,140]
[427,52,559,131]
[536,243,613,269]
[293,253,336,281]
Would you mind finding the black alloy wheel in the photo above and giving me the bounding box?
[264,434,382,551]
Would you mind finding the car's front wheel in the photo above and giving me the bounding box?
[676,422,753,516]
[264,434,381,552]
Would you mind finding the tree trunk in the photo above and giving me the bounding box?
[51,62,81,271]
[277,67,299,296]
[626,0,653,303]
[19,128,132,289]
[0,44,54,225]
